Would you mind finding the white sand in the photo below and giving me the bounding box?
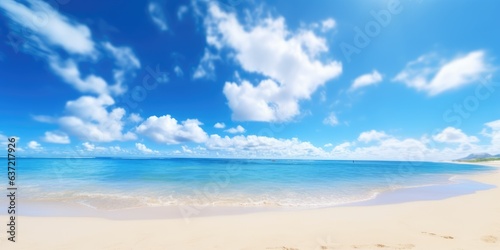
[1,161,499,249]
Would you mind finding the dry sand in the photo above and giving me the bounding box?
[1,161,499,250]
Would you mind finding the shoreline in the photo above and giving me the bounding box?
[8,173,496,220]
[1,161,499,249]
[2,161,496,220]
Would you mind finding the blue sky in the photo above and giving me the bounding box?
[1,0,499,160]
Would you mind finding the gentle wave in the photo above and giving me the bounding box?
[11,158,495,210]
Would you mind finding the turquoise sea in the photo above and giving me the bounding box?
[3,158,496,210]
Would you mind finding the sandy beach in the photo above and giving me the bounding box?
[1,161,499,250]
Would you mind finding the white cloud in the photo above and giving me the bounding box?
[181,145,193,154]
[214,122,226,129]
[321,18,336,32]
[482,119,500,149]
[205,4,342,121]
[102,42,141,95]
[350,70,383,91]
[177,5,188,20]
[148,2,168,31]
[109,146,123,152]
[0,134,19,147]
[323,113,339,126]
[394,50,491,96]
[135,143,158,154]
[331,142,352,154]
[330,128,488,161]
[27,141,42,150]
[49,58,109,95]
[136,115,208,144]
[358,130,389,143]
[433,127,479,144]
[193,48,219,79]
[1,0,143,145]
[102,42,140,69]
[82,142,95,151]
[0,0,140,97]
[206,134,327,158]
[128,113,143,123]
[225,125,246,134]
[43,131,70,144]
[59,95,137,142]
[323,143,333,147]
[0,1,131,99]
[0,0,95,55]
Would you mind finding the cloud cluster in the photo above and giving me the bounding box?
[433,127,479,145]
[136,115,208,144]
[225,125,246,134]
[1,0,141,143]
[59,95,137,142]
[482,119,500,150]
[358,130,389,143]
[205,134,326,158]
[135,143,158,154]
[204,4,342,121]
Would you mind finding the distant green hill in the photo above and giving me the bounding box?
[456,153,500,162]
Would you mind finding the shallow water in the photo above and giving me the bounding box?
[5,158,495,210]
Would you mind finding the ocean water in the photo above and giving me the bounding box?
[5,158,495,210]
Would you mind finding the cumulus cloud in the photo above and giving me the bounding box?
[358,130,389,143]
[135,143,158,154]
[82,142,95,151]
[225,125,246,134]
[1,0,142,144]
[323,113,339,126]
[394,50,491,96]
[148,2,168,31]
[27,141,42,150]
[482,119,500,149]
[205,4,342,121]
[43,131,70,144]
[433,127,479,144]
[331,142,352,154]
[321,18,336,32]
[136,115,208,144]
[181,145,193,154]
[59,95,137,142]
[128,113,143,123]
[214,122,226,129]
[350,70,383,91]
[206,134,326,158]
